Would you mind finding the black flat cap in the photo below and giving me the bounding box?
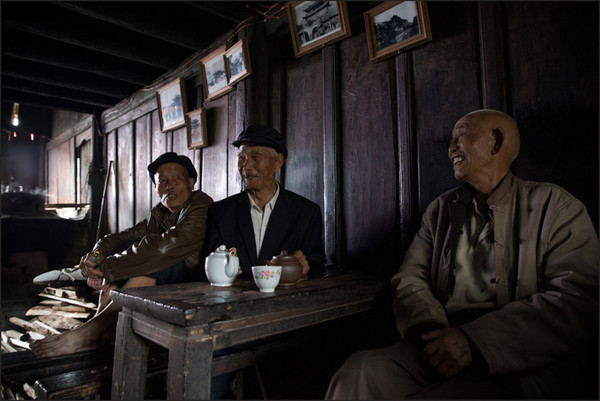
[147,152,197,184]
[232,124,288,158]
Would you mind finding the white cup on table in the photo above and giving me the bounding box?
[251,265,282,293]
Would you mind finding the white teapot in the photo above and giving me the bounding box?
[205,245,239,286]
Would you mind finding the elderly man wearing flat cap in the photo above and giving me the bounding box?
[31,152,213,358]
[202,124,326,279]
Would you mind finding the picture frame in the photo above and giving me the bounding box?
[186,108,207,149]
[156,78,188,132]
[200,45,233,101]
[225,38,252,86]
[364,1,432,63]
[287,1,351,58]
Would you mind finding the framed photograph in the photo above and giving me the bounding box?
[287,1,351,58]
[156,78,188,132]
[364,1,432,63]
[225,38,252,86]
[200,45,233,101]
[186,109,207,149]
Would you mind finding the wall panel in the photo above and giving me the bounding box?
[117,123,134,231]
[506,2,599,225]
[46,145,59,204]
[412,2,482,213]
[229,87,243,197]
[339,30,399,272]
[202,96,229,202]
[284,50,324,210]
[135,114,151,223]
[75,129,93,204]
[151,110,167,207]
[106,131,117,234]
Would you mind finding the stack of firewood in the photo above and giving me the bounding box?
[1,286,97,353]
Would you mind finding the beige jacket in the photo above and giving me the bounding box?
[94,190,213,282]
[392,172,598,397]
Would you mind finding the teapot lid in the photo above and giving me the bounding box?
[210,245,228,255]
[269,250,300,264]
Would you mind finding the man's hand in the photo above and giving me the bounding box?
[87,277,111,291]
[78,251,104,279]
[292,250,310,274]
[421,327,472,379]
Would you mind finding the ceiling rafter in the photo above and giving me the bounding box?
[1,1,249,114]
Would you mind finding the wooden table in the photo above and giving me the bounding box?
[109,273,384,400]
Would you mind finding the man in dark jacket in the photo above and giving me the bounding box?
[202,124,326,279]
[201,124,326,399]
[31,152,213,358]
[326,109,598,399]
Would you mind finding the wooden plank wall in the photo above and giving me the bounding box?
[46,116,94,205]
[98,2,598,278]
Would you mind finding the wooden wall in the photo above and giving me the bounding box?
[47,115,93,204]
[97,2,598,279]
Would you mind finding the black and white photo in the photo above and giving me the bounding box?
[288,1,351,58]
[225,38,252,86]
[374,2,419,50]
[186,108,207,149]
[156,78,187,132]
[200,45,233,101]
[364,1,432,63]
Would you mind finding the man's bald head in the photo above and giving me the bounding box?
[449,109,521,195]
[464,109,520,165]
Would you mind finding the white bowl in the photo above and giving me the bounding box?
[251,265,282,293]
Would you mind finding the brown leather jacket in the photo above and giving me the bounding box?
[94,190,213,282]
[392,171,598,397]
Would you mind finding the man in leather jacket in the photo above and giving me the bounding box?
[326,109,598,399]
[31,152,213,358]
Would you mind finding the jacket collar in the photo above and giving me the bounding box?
[453,171,517,209]
[153,189,198,225]
[487,171,518,209]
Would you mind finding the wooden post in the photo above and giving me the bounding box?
[111,310,149,400]
[167,330,214,400]
[396,53,419,255]
[322,45,341,268]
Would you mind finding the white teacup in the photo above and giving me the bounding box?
[251,265,282,293]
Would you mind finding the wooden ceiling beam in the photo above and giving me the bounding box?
[2,29,163,86]
[55,2,226,51]
[1,89,103,115]
[185,1,249,23]
[2,2,189,69]
[2,77,119,108]
[2,56,137,99]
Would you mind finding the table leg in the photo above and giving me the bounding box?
[111,309,150,400]
[167,330,214,400]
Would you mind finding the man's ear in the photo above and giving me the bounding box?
[276,153,285,170]
[491,127,504,155]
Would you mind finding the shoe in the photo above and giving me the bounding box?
[33,266,86,284]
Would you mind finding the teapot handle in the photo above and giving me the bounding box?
[225,254,239,278]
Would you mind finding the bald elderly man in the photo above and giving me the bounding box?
[326,110,598,399]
